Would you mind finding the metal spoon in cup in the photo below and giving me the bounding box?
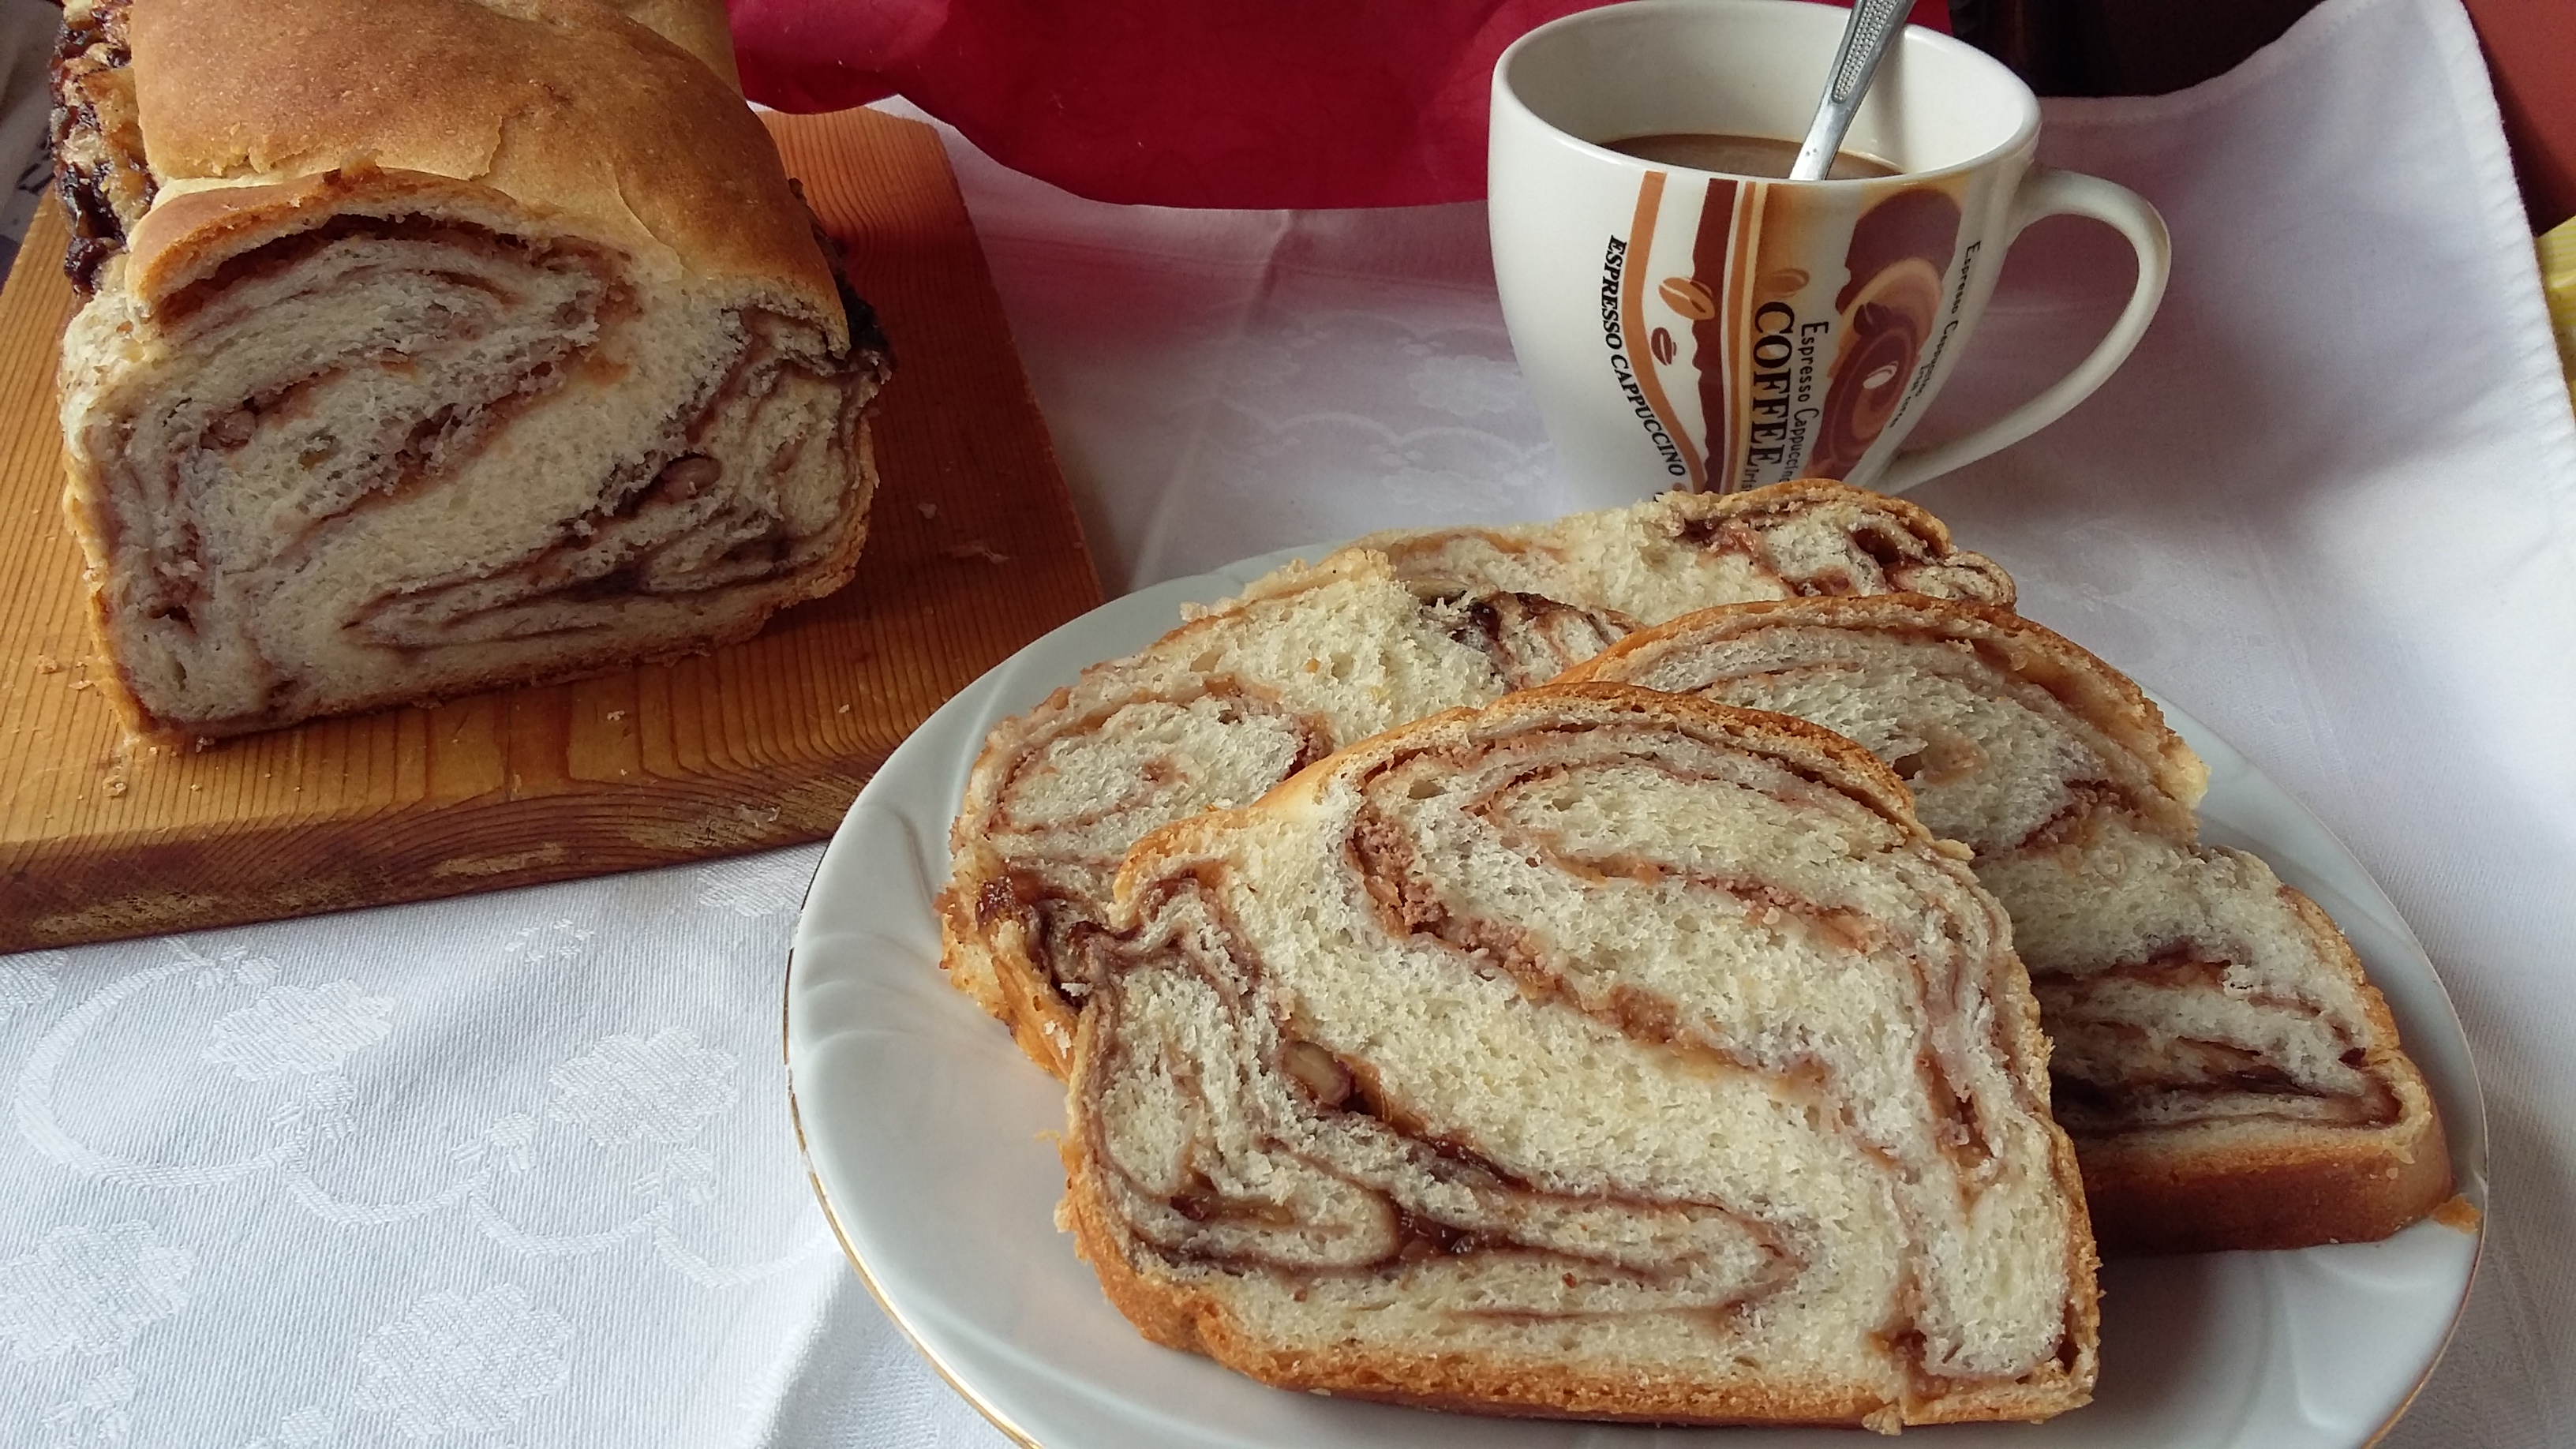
[1788,0,1912,180]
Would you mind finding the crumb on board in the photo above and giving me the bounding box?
[605,710,626,721]
[33,654,58,674]
[916,502,938,519]
[103,776,127,798]
[941,540,1009,564]
[836,703,851,714]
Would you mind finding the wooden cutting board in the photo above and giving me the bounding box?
[0,108,1102,952]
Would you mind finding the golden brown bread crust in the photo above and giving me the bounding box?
[121,168,605,310]
[936,839,1090,1073]
[125,0,836,332]
[1065,685,2100,1428]
[588,0,742,88]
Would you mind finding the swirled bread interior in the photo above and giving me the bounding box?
[941,481,2013,1074]
[1355,477,2015,625]
[1064,685,2096,1428]
[1563,596,2450,1252]
[51,0,891,738]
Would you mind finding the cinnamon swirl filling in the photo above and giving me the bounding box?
[63,201,886,734]
[975,680,1335,1002]
[1073,696,2088,1407]
[945,489,2024,1081]
[1562,597,2436,1190]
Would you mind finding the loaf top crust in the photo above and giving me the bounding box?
[120,0,837,328]
[589,0,741,88]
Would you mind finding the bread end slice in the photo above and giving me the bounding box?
[1562,593,2451,1255]
[2071,887,2451,1255]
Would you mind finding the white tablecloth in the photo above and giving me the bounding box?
[3,0,2570,1443]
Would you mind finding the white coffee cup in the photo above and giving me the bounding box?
[1490,0,2169,500]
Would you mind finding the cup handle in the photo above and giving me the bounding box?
[1873,167,2171,494]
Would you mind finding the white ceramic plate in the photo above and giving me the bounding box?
[785,546,2488,1449]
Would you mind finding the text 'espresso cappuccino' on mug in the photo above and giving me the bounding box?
[1490,0,2170,503]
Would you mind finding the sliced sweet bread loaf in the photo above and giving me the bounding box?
[939,481,2013,1075]
[1560,595,2451,1253]
[1062,684,2098,1428]
[51,0,889,739]
[1357,477,2015,626]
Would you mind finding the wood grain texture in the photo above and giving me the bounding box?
[0,107,1102,951]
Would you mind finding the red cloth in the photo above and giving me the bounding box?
[729,0,1953,208]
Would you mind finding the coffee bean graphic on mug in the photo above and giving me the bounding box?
[1608,172,1971,491]
[1810,188,1964,478]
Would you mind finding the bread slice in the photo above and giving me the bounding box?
[1561,596,2451,1253]
[1063,684,2098,1428]
[939,481,2014,1076]
[1355,477,2016,626]
[51,0,891,739]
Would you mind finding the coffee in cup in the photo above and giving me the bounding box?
[1489,0,2169,502]
[1603,132,1899,179]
